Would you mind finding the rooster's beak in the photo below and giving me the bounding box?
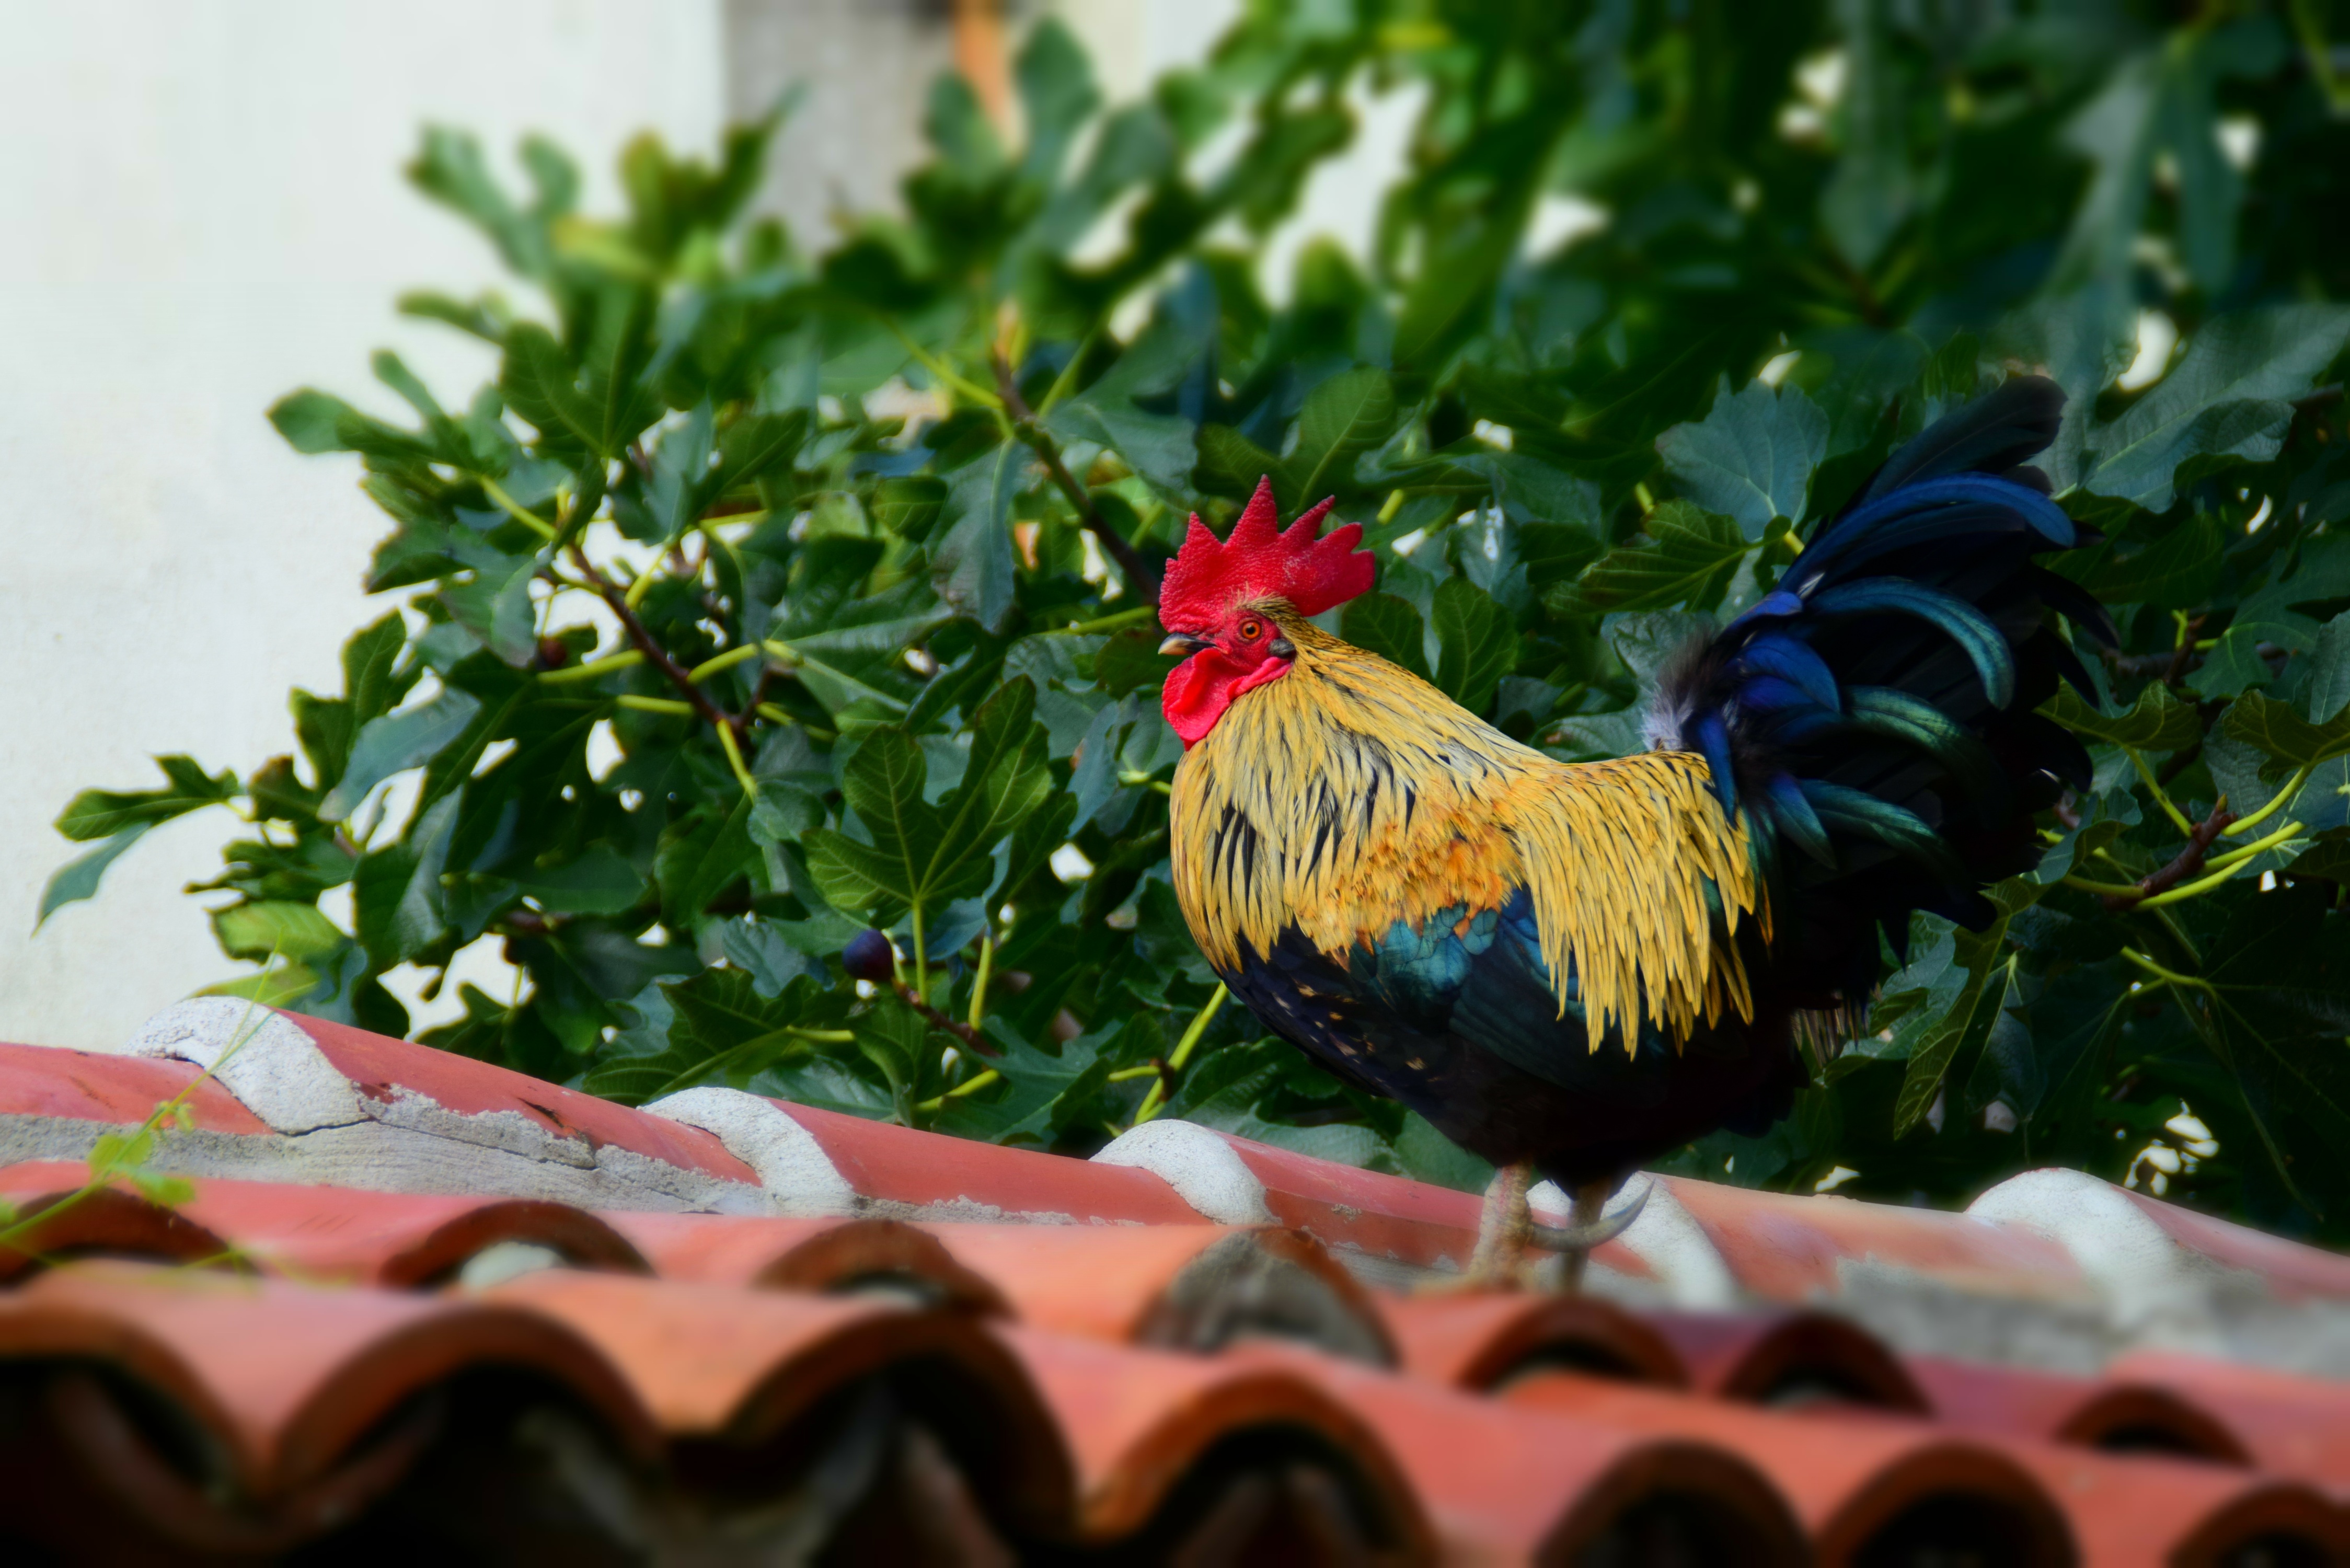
[1159,633,1211,657]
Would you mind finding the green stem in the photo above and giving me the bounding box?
[688,643,764,683]
[1107,1065,1161,1082]
[2136,857,2256,910]
[715,722,757,800]
[616,695,696,716]
[2204,819,2303,873]
[1133,983,1229,1125]
[913,1069,1001,1115]
[0,978,277,1256]
[538,649,647,684]
[2063,875,2144,898]
[624,560,660,612]
[480,476,560,542]
[881,318,1003,410]
[967,927,994,1033]
[754,702,832,742]
[912,901,929,1001]
[2126,747,2197,837]
[1033,326,1096,418]
[2121,947,2211,993]
[2226,764,2314,838]
[1168,984,1227,1072]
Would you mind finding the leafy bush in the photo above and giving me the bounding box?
[48,4,2350,1237]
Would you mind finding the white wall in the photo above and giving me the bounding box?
[0,2,723,1049]
[0,0,1370,1053]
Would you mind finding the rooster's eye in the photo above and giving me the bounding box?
[1238,618,1262,641]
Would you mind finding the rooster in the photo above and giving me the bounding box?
[1156,377,2111,1285]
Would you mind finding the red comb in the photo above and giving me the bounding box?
[1158,477,1375,628]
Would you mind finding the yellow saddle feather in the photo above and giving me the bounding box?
[1169,615,1762,1056]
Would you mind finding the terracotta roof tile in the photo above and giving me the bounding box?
[0,1161,235,1281]
[1971,1166,2350,1315]
[1503,1371,2078,1565]
[2109,1350,2350,1492]
[288,1013,761,1187]
[1378,1292,1688,1390]
[0,1259,658,1492]
[1654,1177,2093,1306]
[602,1209,1008,1309]
[1906,1353,2251,1462]
[0,1160,651,1286]
[1233,1340,1807,1563]
[1507,1369,2350,1566]
[0,1039,269,1135]
[7,1018,2350,1560]
[1967,1431,2350,1566]
[2113,1188,2350,1301]
[923,1221,1394,1361]
[480,1269,1073,1533]
[1644,1308,1930,1411]
[990,1322,1434,1555]
[613,1080,1213,1225]
[1095,1118,1645,1282]
[65,1000,771,1214]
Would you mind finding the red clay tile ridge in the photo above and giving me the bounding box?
[1095,1119,1737,1302]
[1971,1168,2350,1373]
[1096,1121,2350,1377]
[61,1000,769,1214]
[29,1005,2350,1373]
[641,1088,860,1216]
[0,1161,655,1287]
[649,1089,1202,1225]
[0,1038,271,1159]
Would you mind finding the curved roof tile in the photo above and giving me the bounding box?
[1502,1370,2078,1566]
[924,1220,1395,1362]
[3,1011,2349,1560]
[992,1323,1434,1553]
[1645,1308,1930,1412]
[1906,1352,2252,1463]
[0,1259,659,1491]
[603,1208,1008,1308]
[1378,1292,1689,1390]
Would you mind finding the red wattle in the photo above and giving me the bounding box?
[1162,649,1291,747]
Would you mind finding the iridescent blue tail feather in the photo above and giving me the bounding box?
[1651,376,2114,1001]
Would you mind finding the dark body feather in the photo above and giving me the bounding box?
[1224,894,1800,1186]
[1168,376,2107,1188]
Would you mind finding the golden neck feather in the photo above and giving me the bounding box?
[1168,616,1763,1055]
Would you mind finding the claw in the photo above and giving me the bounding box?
[1527,1178,1651,1254]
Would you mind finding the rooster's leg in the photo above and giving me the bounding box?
[1559,1181,1609,1290]
[1526,1177,1650,1292]
[1465,1160,1536,1285]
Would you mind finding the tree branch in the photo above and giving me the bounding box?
[2161,614,2206,686]
[569,546,743,735]
[894,981,1001,1057]
[2102,641,2289,682]
[2102,800,2238,910]
[993,352,1161,603]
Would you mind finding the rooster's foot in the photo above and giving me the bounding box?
[1416,1169,1649,1294]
